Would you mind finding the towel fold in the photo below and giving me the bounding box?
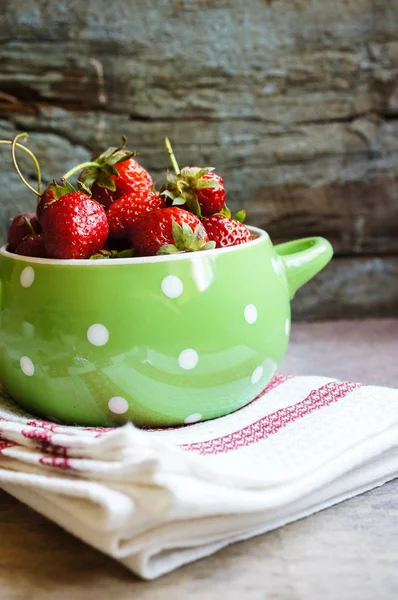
[1,374,398,579]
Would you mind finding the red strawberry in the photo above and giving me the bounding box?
[90,159,153,209]
[165,166,226,217]
[129,207,215,257]
[163,138,226,216]
[74,139,153,209]
[7,213,41,252]
[107,189,166,242]
[36,180,77,221]
[90,183,118,210]
[202,215,252,248]
[36,182,56,219]
[108,157,153,197]
[41,192,108,259]
[15,235,49,258]
[196,172,226,216]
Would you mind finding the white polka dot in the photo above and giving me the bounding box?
[20,266,35,288]
[251,365,263,384]
[184,413,202,424]
[108,396,129,414]
[161,275,183,299]
[20,356,34,377]
[244,304,258,324]
[285,318,290,336]
[178,349,199,370]
[87,324,109,346]
[271,257,280,274]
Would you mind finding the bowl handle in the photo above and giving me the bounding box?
[275,236,333,299]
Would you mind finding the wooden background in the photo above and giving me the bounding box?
[0,0,397,319]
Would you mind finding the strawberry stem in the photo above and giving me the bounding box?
[62,161,101,180]
[0,136,42,195]
[23,216,36,235]
[164,137,180,175]
[11,133,41,196]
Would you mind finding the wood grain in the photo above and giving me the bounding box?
[1,319,398,600]
[291,256,398,320]
[0,0,397,319]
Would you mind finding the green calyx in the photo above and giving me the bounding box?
[233,209,246,223]
[163,137,222,217]
[157,219,216,255]
[64,136,136,193]
[51,179,76,200]
[162,167,222,217]
[89,248,134,260]
[217,205,232,218]
[213,206,246,222]
[38,180,77,216]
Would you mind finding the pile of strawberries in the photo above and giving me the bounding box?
[6,136,252,260]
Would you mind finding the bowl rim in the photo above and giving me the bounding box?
[0,226,269,266]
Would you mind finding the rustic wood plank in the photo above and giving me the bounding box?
[251,176,398,255]
[291,256,398,320]
[0,319,397,599]
[0,1,397,120]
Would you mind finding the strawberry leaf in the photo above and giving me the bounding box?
[116,249,134,258]
[109,151,136,166]
[181,167,214,179]
[182,222,195,246]
[89,249,114,260]
[78,167,99,190]
[96,170,117,192]
[218,205,232,218]
[171,196,186,206]
[233,209,246,223]
[185,193,202,217]
[176,179,188,195]
[202,241,216,250]
[77,180,92,197]
[157,244,179,255]
[195,178,222,190]
[104,163,121,177]
[193,223,207,242]
[161,189,176,200]
[171,220,185,249]
[52,180,76,200]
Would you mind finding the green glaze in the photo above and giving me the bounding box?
[0,228,332,427]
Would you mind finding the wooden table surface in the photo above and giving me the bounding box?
[1,319,398,600]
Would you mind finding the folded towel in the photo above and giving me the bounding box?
[1,374,398,579]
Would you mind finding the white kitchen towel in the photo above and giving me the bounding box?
[1,373,398,579]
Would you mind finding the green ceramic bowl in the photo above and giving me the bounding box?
[0,228,332,427]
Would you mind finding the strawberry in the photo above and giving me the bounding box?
[90,158,153,209]
[107,189,166,242]
[106,157,153,197]
[196,172,226,216]
[7,213,41,252]
[41,192,108,259]
[36,182,57,220]
[67,138,153,209]
[129,206,215,257]
[90,183,118,210]
[202,215,252,248]
[163,138,226,216]
[15,234,49,258]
